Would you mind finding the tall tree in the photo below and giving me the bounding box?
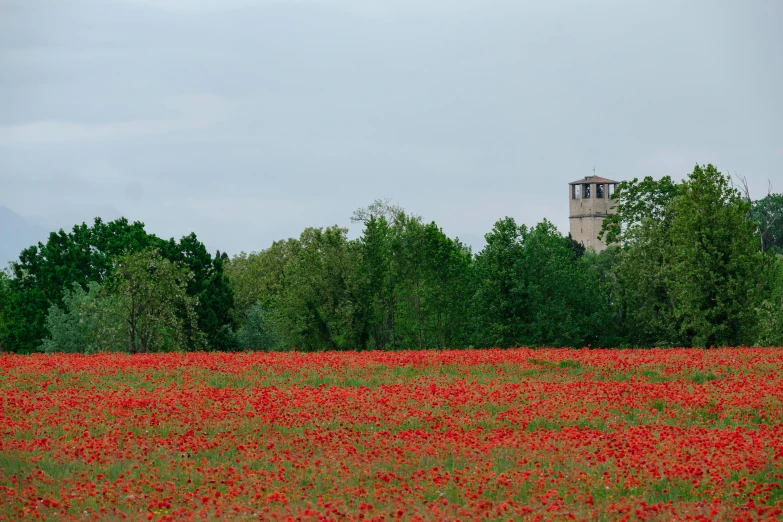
[600,176,682,345]
[6,218,155,352]
[40,282,126,354]
[582,246,628,346]
[357,215,396,349]
[756,255,783,346]
[0,270,10,352]
[752,193,783,254]
[162,233,237,351]
[600,175,681,245]
[604,165,765,347]
[517,220,610,347]
[355,210,473,350]
[274,226,366,351]
[471,217,526,348]
[473,219,609,348]
[416,222,473,349]
[225,239,298,325]
[4,218,235,352]
[666,164,763,347]
[109,249,203,353]
[614,216,678,346]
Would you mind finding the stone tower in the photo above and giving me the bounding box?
[568,175,619,252]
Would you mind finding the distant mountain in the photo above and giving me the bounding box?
[0,206,51,269]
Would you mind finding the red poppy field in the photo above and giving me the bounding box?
[1,349,783,521]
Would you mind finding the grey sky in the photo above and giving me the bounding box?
[1,0,781,263]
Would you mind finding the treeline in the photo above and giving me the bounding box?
[0,164,781,352]
[0,221,235,354]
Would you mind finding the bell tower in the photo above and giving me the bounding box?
[568,175,619,252]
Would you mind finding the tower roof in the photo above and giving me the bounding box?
[569,175,619,185]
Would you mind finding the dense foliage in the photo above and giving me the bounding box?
[1,164,781,352]
[752,192,783,254]
[1,218,235,353]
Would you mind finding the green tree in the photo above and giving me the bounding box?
[472,218,605,348]
[752,193,783,254]
[600,176,681,346]
[356,215,396,349]
[613,217,678,346]
[0,270,10,352]
[274,226,366,351]
[517,220,610,347]
[6,218,155,352]
[109,249,203,353]
[756,255,783,346]
[604,165,765,347]
[355,207,473,350]
[385,217,472,350]
[40,282,125,354]
[666,164,764,347]
[566,233,586,259]
[582,246,628,346]
[5,218,235,352]
[161,234,237,351]
[236,304,279,351]
[471,217,525,347]
[416,222,473,349]
[600,175,681,245]
[225,239,298,326]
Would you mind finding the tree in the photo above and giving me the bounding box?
[582,246,628,346]
[752,193,783,254]
[599,175,681,245]
[160,233,237,351]
[382,216,472,350]
[566,233,586,259]
[109,249,203,353]
[357,215,396,349]
[756,255,783,346]
[236,304,279,351]
[613,217,678,346]
[224,239,298,326]
[355,209,473,350]
[4,218,235,353]
[6,218,155,352]
[666,164,764,347]
[516,220,610,347]
[471,217,525,348]
[274,226,366,351]
[350,198,408,226]
[40,282,125,354]
[415,222,473,349]
[471,218,606,348]
[0,270,10,352]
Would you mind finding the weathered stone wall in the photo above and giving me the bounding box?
[568,183,616,252]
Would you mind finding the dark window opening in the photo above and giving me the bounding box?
[597,184,604,198]
[583,183,591,199]
[572,184,580,199]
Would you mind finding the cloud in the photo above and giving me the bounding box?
[0,95,235,145]
[115,0,476,17]
[125,181,144,202]
[117,0,265,12]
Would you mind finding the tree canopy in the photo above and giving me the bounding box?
[3,218,234,353]
[2,165,781,352]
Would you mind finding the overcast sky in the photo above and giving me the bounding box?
[1,0,781,260]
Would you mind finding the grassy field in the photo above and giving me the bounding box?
[1,348,782,520]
